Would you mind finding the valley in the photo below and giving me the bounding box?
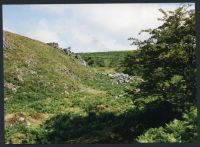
[3,5,197,143]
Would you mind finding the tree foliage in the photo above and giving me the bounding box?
[126,5,196,108]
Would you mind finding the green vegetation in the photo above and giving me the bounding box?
[126,5,196,109]
[123,4,197,142]
[4,31,134,143]
[80,51,137,73]
[136,106,197,143]
[4,5,197,144]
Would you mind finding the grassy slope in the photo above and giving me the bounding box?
[4,31,93,114]
[4,32,135,144]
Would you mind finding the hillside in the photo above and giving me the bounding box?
[4,31,95,113]
[4,31,135,143]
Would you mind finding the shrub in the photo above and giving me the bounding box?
[136,106,197,143]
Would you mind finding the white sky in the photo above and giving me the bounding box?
[3,3,195,53]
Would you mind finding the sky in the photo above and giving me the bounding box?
[3,3,195,53]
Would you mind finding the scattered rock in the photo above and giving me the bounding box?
[4,83,19,93]
[3,34,10,49]
[70,52,76,58]
[26,121,31,126]
[114,93,126,99]
[4,97,9,101]
[15,68,24,82]
[66,51,87,66]
[60,68,69,75]
[64,83,69,94]
[75,54,87,66]
[47,42,59,49]
[107,73,133,84]
[4,97,11,101]
[75,54,81,59]
[114,96,119,99]
[25,59,37,67]
[63,48,72,55]
[135,88,140,93]
[29,70,37,75]
[19,117,25,122]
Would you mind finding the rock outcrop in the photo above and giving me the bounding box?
[99,72,133,84]
[63,48,72,55]
[74,54,87,66]
[108,73,133,84]
[3,35,10,49]
[47,42,60,49]
[47,42,87,66]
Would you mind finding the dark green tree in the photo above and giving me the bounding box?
[121,50,143,76]
[127,5,196,109]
